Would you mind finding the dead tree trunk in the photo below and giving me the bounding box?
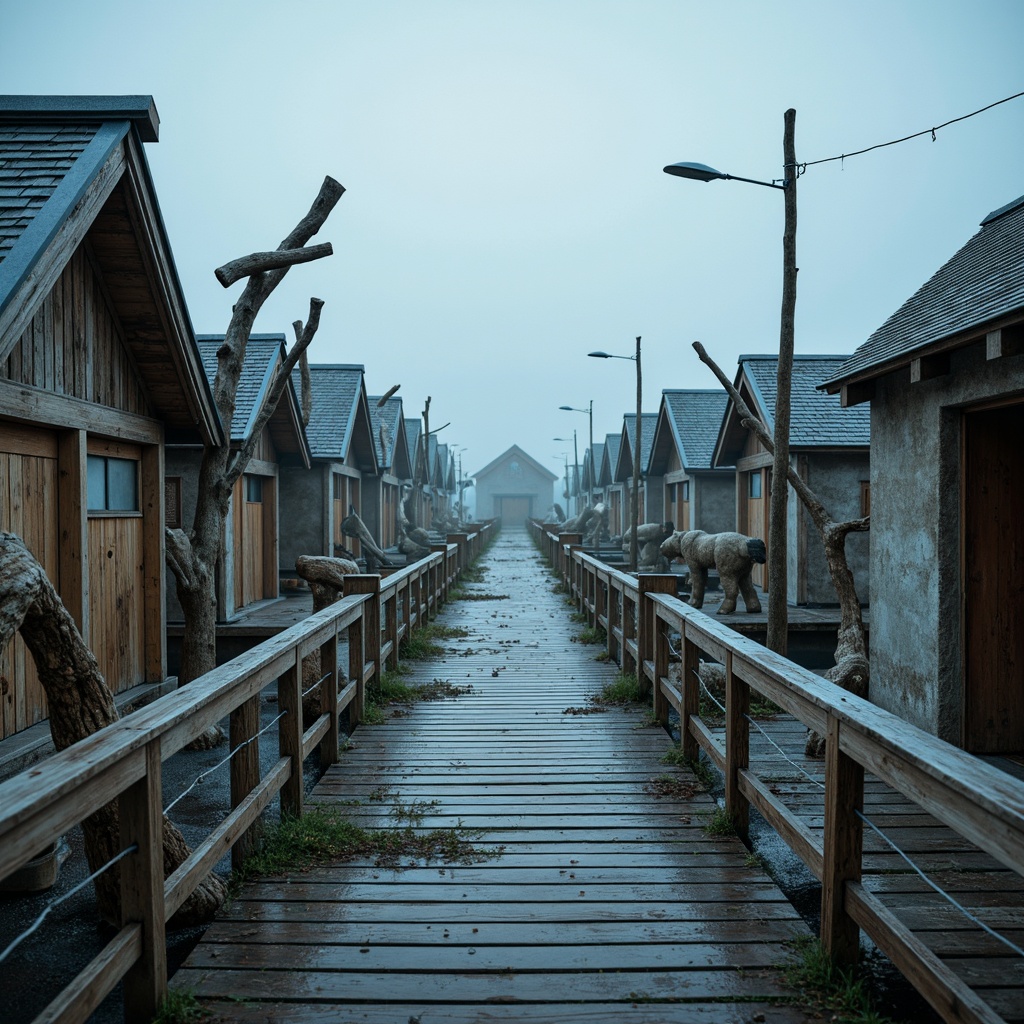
[693,343,869,754]
[295,554,359,721]
[0,533,226,926]
[166,176,344,710]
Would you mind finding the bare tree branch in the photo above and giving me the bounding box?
[214,243,334,288]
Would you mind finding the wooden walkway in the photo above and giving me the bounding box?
[175,528,814,1022]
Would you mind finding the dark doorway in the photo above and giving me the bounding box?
[496,495,532,526]
[963,401,1024,753]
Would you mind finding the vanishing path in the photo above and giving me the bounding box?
[176,527,812,1022]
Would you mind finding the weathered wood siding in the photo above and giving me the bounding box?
[4,246,149,416]
[0,426,59,738]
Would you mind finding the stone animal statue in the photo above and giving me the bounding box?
[622,521,674,571]
[661,529,766,614]
[582,502,609,546]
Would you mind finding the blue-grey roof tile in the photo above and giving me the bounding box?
[295,364,364,461]
[662,390,729,471]
[197,336,285,443]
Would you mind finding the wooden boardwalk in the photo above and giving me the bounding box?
[175,528,814,1022]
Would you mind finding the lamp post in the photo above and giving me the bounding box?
[552,434,580,514]
[589,337,642,572]
[663,108,797,655]
[551,454,570,515]
[455,447,468,522]
[559,401,594,504]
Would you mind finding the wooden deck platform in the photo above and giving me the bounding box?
[174,528,815,1022]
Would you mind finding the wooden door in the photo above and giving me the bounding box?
[0,425,59,737]
[234,474,265,610]
[497,496,531,525]
[963,403,1024,753]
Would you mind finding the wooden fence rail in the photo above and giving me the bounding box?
[0,524,493,1024]
[529,519,1024,1024]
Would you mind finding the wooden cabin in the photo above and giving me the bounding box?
[166,336,310,622]
[582,442,604,510]
[612,413,660,525]
[472,445,557,523]
[821,194,1024,753]
[648,390,734,533]
[0,96,221,737]
[404,417,433,530]
[367,392,412,550]
[278,363,377,569]
[713,354,870,606]
[597,433,624,536]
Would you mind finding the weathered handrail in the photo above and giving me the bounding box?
[528,518,1024,1024]
[0,523,492,1024]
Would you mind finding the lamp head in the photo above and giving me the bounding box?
[663,161,726,182]
[588,351,611,358]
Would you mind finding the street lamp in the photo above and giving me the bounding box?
[590,337,642,573]
[455,447,468,522]
[663,109,797,655]
[559,401,594,505]
[553,434,580,515]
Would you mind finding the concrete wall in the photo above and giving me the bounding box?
[868,345,1024,740]
[694,471,736,533]
[793,452,870,607]
[643,474,664,524]
[279,463,329,574]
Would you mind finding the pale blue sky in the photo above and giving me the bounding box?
[2,0,1022,493]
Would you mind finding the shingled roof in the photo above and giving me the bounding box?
[650,390,730,474]
[598,433,621,488]
[198,336,309,462]
[715,355,870,465]
[822,194,1024,391]
[615,412,658,481]
[369,394,410,477]
[295,363,376,471]
[0,96,219,444]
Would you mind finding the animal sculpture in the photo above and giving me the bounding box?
[660,529,767,614]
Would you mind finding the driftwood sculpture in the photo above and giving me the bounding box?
[661,529,766,614]
[295,552,359,720]
[0,533,227,926]
[622,522,674,571]
[340,506,393,572]
[582,502,609,546]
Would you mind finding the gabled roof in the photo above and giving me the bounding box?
[369,394,412,478]
[0,95,219,445]
[715,354,870,466]
[197,336,310,465]
[649,390,730,475]
[598,433,621,488]
[472,444,558,482]
[295,363,377,471]
[582,442,604,491]
[614,413,658,482]
[822,195,1024,394]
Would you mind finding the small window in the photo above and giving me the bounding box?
[245,475,263,503]
[749,472,762,499]
[666,483,676,502]
[860,481,871,517]
[333,475,343,500]
[681,480,690,502]
[87,455,139,511]
[165,477,182,529]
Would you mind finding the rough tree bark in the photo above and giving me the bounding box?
[693,342,869,755]
[0,533,226,926]
[166,177,345,722]
[294,553,359,722]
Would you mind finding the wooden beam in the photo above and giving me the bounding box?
[986,326,1024,360]
[0,378,162,443]
[57,428,88,637]
[909,352,950,383]
[839,381,874,408]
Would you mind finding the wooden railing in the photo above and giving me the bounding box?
[529,519,1024,1024]
[0,524,493,1024]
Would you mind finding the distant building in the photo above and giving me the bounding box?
[472,445,557,524]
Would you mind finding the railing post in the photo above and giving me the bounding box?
[344,575,382,697]
[430,544,448,609]
[622,587,637,678]
[230,695,262,870]
[637,576,677,700]
[607,580,621,666]
[319,622,340,766]
[821,715,864,965]
[595,569,606,631]
[384,587,399,671]
[680,624,700,762]
[278,649,303,818]
[724,652,750,841]
[561,534,582,595]
[447,532,468,573]
[345,589,366,723]
[119,738,166,1022]
[653,606,671,725]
